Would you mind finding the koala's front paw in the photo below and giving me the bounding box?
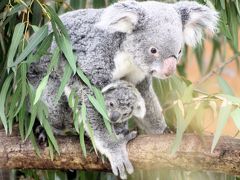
[108,131,137,179]
[34,124,48,147]
[108,145,133,179]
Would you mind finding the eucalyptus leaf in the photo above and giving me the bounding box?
[211,102,232,152]
[230,108,240,130]
[0,73,13,134]
[7,23,25,70]
[11,25,48,67]
[217,76,234,96]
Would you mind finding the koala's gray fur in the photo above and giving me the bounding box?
[28,0,218,179]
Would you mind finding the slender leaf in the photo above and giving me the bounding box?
[10,25,48,67]
[26,33,53,65]
[25,103,38,141]
[58,35,76,73]
[231,108,240,130]
[88,95,109,121]
[76,68,92,89]
[211,102,232,152]
[217,76,234,96]
[42,109,60,154]
[7,23,25,70]
[34,74,49,105]
[29,131,41,157]
[55,64,72,103]
[0,74,13,134]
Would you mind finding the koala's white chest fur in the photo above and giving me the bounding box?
[112,52,146,84]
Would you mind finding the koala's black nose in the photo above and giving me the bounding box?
[110,111,121,122]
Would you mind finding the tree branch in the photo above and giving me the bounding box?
[0,129,239,176]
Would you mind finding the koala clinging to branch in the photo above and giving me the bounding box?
[28,0,218,179]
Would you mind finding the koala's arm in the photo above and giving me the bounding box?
[65,81,135,179]
[135,77,167,134]
[85,105,136,179]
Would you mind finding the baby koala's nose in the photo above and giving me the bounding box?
[110,111,121,122]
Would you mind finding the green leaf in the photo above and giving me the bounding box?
[7,84,21,134]
[41,106,60,154]
[48,8,76,73]
[76,68,92,89]
[7,23,25,70]
[26,33,53,65]
[231,108,240,130]
[217,76,234,96]
[80,118,87,157]
[217,94,240,104]
[48,140,55,161]
[45,6,69,38]
[18,102,27,141]
[47,48,60,73]
[29,131,41,157]
[211,102,232,152]
[171,102,185,154]
[82,103,97,154]
[93,87,112,134]
[55,64,72,103]
[87,95,109,121]
[7,4,25,17]
[58,35,76,73]
[235,0,240,16]
[220,0,225,10]
[25,103,38,141]
[34,74,49,105]
[11,25,48,67]
[0,74,13,134]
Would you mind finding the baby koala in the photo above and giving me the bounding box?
[35,80,146,145]
[102,80,146,136]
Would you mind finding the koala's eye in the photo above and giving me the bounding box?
[150,47,157,54]
[149,46,159,57]
[123,113,128,117]
[109,102,114,107]
[178,49,182,54]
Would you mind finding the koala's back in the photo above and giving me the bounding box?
[58,9,126,88]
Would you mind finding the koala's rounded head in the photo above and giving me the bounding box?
[102,80,146,123]
[97,0,219,80]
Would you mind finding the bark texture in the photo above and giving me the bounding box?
[0,129,239,176]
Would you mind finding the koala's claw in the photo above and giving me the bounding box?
[108,140,135,179]
[34,125,48,147]
[125,131,137,142]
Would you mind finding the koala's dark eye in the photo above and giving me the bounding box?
[123,113,128,116]
[150,48,157,54]
[109,102,114,107]
[178,49,182,54]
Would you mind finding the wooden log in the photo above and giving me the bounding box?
[0,129,239,176]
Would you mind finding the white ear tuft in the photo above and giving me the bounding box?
[96,1,140,34]
[175,1,219,47]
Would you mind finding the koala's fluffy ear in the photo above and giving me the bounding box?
[174,1,219,47]
[96,1,142,34]
[102,83,119,93]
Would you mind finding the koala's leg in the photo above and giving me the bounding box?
[135,77,167,134]
[84,105,136,179]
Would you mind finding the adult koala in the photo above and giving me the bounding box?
[28,0,218,179]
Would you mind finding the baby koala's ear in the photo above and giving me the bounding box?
[96,1,142,34]
[174,1,219,47]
